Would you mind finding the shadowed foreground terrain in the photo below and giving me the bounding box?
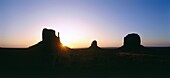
[0,28,170,78]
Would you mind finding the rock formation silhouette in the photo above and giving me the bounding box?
[29,28,63,70]
[118,33,146,51]
[89,40,100,49]
[124,33,141,47]
[30,28,62,48]
[0,28,170,77]
[42,28,62,50]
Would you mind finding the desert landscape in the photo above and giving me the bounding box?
[0,28,169,78]
[0,0,169,78]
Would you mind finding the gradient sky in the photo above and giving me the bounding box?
[0,0,169,48]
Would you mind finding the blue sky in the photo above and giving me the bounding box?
[0,0,169,48]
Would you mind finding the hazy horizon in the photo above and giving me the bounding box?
[0,0,170,48]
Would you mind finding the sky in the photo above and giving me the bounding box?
[0,0,169,48]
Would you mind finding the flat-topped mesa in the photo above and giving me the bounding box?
[42,28,61,48]
[42,28,56,43]
[119,33,146,51]
[124,33,141,48]
[89,40,100,49]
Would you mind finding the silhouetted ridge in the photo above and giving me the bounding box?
[89,40,100,49]
[118,33,146,51]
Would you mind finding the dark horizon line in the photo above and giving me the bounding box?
[0,46,170,49]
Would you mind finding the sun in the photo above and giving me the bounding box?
[62,41,69,47]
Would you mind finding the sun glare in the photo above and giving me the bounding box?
[62,41,69,46]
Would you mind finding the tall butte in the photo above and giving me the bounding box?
[89,40,100,49]
[28,28,63,69]
[30,28,62,49]
[118,33,146,52]
[42,28,61,49]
